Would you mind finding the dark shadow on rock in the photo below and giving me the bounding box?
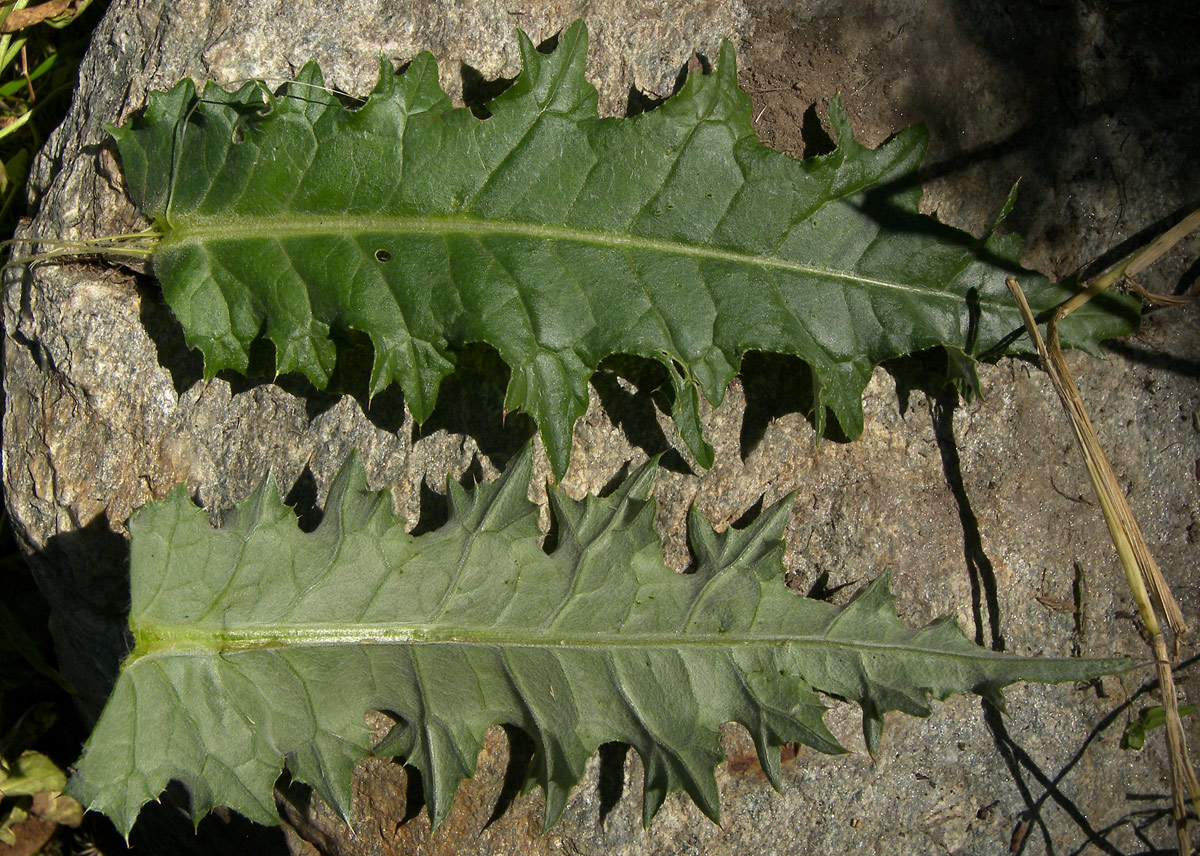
[400,764,425,826]
[410,456,484,537]
[924,388,1169,855]
[412,343,536,472]
[283,464,322,533]
[36,515,132,722]
[274,775,349,856]
[730,494,764,529]
[885,348,953,419]
[805,570,854,603]
[626,62,690,117]
[941,2,1198,242]
[1103,339,1200,383]
[462,31,563,118]
[1070,202,1200,287]
[598,460,633,499]
[136,273,204,392]
[799,102,836,158]
[986,702,1120,856]
[33,522,291,854]
[71,778,297,855]
[738,351,820,458]
[591,354,690,474]
[460,62,516,120]
[315,328,409,435]
[139,277,409,432]
[143,315,530,468]
[485,725,537,828]
[597,741,630,825]
[125,782,293,856]
[1173,256,1200,299]
[993,654,1200,856]
[930,392,1004,652]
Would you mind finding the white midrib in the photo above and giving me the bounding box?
[162,213,952,302]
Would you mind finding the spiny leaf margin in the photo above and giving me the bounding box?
[68,448,1127,836]
[110,21,1139,477]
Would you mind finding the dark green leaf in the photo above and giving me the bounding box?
[110,22,1139,476]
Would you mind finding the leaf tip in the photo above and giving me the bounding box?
[826,92,852,144]
[716,38,738,81]
[862,703,884,758]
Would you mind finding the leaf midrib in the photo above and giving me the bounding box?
[161,213,978,305]
[130,622,1007,663]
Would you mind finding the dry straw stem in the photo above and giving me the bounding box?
[1006,210,1200,854]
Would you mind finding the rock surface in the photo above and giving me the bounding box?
[3,0,1198,854]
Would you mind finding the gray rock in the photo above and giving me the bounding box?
[3,0,1198,853]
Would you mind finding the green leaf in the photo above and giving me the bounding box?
[69,448,1127,836]
[1,749,67,798]
[110,21,1138,477]
[1121,704,1197,750]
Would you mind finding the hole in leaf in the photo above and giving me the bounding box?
[374,249,392,263]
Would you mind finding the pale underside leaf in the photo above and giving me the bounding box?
[68,447,1127,836]
[110,21,1139,476]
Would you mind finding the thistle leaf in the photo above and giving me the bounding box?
[110,21,1138,476]
[69,448,1126,836]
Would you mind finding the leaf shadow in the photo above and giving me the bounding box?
[138,282,410,431]
[914,379,1171,854]
[626,61,692,117]
[590,354,691,475]
[409,456,485,537]
[136,271,204,392]
[282,464,322,533]
[127,783,294,855]
[484,725,537,828]
[738,351,822,459]
[460,32,561,120]
[410,342,536,468]
[137,277,531,453]
[37,515,132,722]
[799,102,836,158]
[460,63,516,120]
[597,741,630,825]
[400,764,425,826]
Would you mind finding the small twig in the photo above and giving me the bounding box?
[19,40,32,102]
[1056,206,1200,319]
[1124,208,1200,279]
[1127,277,1195,308]
[1007,275,1199,855]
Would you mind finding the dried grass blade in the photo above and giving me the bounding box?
[1007,276,1197,855]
